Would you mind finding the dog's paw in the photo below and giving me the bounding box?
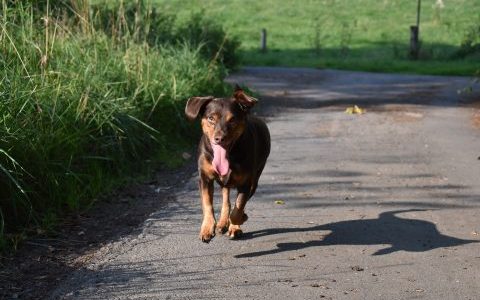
[230,208,248,225]
[216,221,229,235]
[199,221,216,243]
[228,224,243,239]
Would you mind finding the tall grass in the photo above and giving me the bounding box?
[0,0,237,252]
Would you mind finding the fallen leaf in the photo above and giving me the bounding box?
[275,200,285,205]
[354,105,364,114]
[345,105,365,115]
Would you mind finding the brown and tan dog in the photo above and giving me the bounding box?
[185,86,270,242]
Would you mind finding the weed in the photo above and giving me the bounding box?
[454,21,480,59]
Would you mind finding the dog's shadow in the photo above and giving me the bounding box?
[235,209,478,258]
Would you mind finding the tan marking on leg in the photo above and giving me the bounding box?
[199,177,215,243]
[216,187,230,234]
[200,155,216,180]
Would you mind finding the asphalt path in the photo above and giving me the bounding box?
[50,67,480,300]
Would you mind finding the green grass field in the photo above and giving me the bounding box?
[155,0,480,75]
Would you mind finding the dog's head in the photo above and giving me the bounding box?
[185,85,257,149]
[185,86,257,176]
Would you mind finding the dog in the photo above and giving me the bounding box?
[185,85,270,243]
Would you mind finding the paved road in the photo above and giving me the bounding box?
[51,68,480,300]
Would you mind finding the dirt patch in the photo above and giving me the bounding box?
[312,121,340,138]
[0,160,196,300]
[392,111,424,123]
[458,89,480,129]
[472,110,480,129]
[369,104,425,123]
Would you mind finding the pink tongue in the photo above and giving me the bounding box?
[212,143,229,176]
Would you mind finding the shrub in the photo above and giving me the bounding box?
[91,2,240,69]
[453,21,480,58]
[0,1,233,251]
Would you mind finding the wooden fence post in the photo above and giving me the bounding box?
[261,29,267,52]
[409,0,421,59]
[410,26,419,59]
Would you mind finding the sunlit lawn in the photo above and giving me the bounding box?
[155,0,480,75]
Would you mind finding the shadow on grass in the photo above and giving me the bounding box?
[239,40,478,76]
[235,209,478,258]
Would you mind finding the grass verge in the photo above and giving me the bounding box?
[0,1,237,252]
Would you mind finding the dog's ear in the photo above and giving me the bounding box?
[185,96,214,121]
[233,85,258,111]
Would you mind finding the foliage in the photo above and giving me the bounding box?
[91,1,240,69]
[454,22,480,59]
[0,0,235,252]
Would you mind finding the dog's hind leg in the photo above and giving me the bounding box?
[229,191,249,239]
[230,192,249,225]
[249,160,267,199]
[216,187,230,234]
[229,193,248,238]
[228,223,243,239]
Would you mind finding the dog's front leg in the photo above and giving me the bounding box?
[216,187,230,234]
[199,175,215,243]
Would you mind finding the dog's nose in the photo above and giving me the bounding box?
[214,136,225,144]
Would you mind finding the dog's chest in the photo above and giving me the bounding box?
[201,157,248,186]
[212,163,249,187]
[224,168,249,187]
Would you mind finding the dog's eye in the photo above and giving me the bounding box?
[207,116,215,123]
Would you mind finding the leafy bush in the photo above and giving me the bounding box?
[91,2,240,69]
[175,12,241,70]
[453,22,480,58]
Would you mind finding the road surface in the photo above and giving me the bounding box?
[50,67,480,300]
